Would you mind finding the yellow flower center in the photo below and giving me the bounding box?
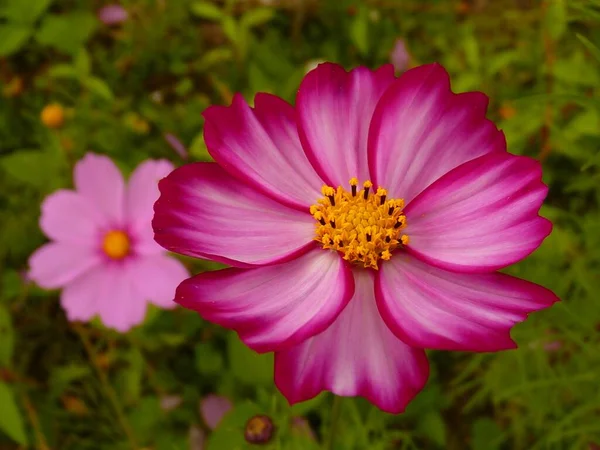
[310,178,409,270]
[102,230,130,260]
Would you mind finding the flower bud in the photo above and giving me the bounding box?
[244,414,274,445]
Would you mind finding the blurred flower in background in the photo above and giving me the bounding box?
[390,39,410,73]
[164,133,188,160]
[97,4,129,26]
[28,153,188,332]
[200,394,232,430]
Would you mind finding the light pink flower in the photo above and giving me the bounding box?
[153,63,559,413]
[29,153,189,332]
[97,4,128,26]
[390,39,410,72]
[200,395,232,430]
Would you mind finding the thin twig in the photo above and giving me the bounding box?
[22,393,50,450]
[73,324,139,450]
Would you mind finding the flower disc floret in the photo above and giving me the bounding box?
[102,230,130,260]
[310,178,408,269]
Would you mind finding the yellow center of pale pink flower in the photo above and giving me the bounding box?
[102,230,130,260]
[310,178,409,270]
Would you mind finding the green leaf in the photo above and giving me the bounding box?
[576,33,600,63]
[117,348,143,405]
[49,363,92,397]
[0,271,22,302]
[128,396,163,437]
[195,47,233,71]
[36,13,97,54]
[417,411,446,446]
[190,2,224,20]
[0,148,67,190]
[471,418,503,450]
[227,332,273,386]
[221,15,239,45]
[195,342,224,376]
[0,306,14,366]
[240,7,275,29]
[349,6,369,56]
[0,24,32,56]
[544,0,567,40]
[2,0,53,24]
[290,392,326,415]
[82,77,114,101]
[74,48,91,76]
[0,381,27,445]
[47,63,79,79]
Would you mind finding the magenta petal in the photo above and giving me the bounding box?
[176,248,354,353]
[203,93,324,210]
[404,152,552,272]
[200,395,232,430]
[39,190,106,244]
[126,159,174,251]
[297,63,396,186]
[129,255,189,309]
[74,153,125,225]
[275,270,429,414]
[28,243,101,289]
[368,63,506,204]
[376,254,559,352]
[153,162,315,268]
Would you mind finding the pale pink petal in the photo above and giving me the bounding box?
[97,262,148,332]
[375,253,559,352]
[404,152,552,272]
[153,162,315,268]
[129,254,189,309]
[61,268,106,322]
[74,153,125,225]
[203,93,324,210]
[39,190,106,245]
[126,159,174,248]
[275,270,429,414]
[200,395,232,430]
[296,63,396,186]
[61,263,147,331]
[176,248,353,353]
[28,243,102,289]
[368,63,506,204]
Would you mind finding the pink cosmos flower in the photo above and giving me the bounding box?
[97,4,129,26]
[29,153,189,332]
[153,63,559,413]
[200,395,232,430]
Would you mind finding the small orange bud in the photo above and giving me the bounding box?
[61,395,89,415]
[244,414,274,445]
[498,103,517,120]
[41,103,65,129]
[2,77,24,98]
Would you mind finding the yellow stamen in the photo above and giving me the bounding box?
[310,179,409,269]
[102,230,130,260]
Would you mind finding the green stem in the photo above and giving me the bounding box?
[326,395,343,450]
[74,324,139,450]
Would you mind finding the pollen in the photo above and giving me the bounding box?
[310,179,409,269]
[102,230,130,260]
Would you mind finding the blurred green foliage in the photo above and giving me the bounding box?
[1,0,600,449]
